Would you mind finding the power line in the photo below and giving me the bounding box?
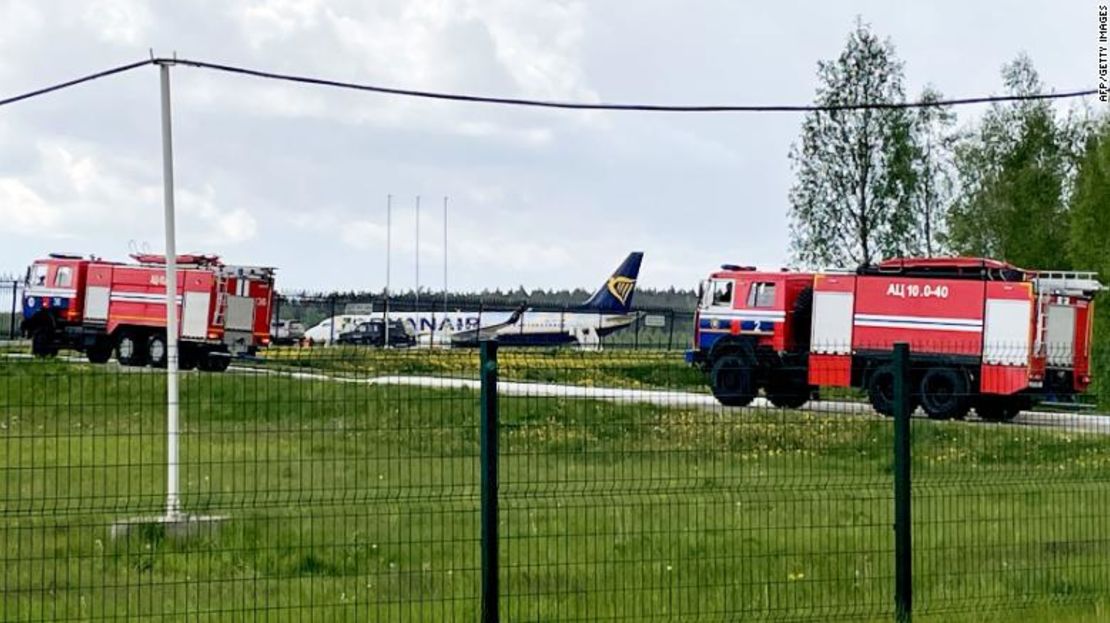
[0,56,1098,112]
[172,58,1097,112]
[0,59,154,107]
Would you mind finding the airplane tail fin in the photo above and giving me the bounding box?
[580,252,643,314]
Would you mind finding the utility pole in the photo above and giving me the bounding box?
[158,61,181,521]
[384,194,392,348]
[112,57,222,539]
[443,196,448,315]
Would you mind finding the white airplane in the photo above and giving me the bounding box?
[302,252,644,348]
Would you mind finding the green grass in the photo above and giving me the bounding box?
[261,345,710,391]
[2,357,1110,621]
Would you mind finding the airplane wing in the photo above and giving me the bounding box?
[448,304,526,346]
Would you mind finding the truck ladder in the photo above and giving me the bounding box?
[1031,271,1103,297]
[212,274,229,327]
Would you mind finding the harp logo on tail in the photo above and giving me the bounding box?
[607,276,636,306]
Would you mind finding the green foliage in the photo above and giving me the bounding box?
[789,18,919,267]
[946,54,1080,269]
[1067,117,1110,407]
[1068,118,1110,277]
[911,86,957,256]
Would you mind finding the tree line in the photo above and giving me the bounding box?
[789,18,1104,274]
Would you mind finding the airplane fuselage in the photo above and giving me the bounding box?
[303,310,634,346]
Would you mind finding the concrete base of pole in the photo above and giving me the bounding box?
[110,513,227,540]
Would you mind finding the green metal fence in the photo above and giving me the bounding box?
[2,343,1110,621]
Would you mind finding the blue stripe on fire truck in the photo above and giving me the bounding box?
[853,313,982,333]
[22,294,70,319]
[699,317,777,332]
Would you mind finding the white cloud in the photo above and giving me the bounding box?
[0,139,257,252]
[195,0,597,143]
[238,0,324,49]
[339,219,387,249]
[0,178,61,235]
[0,2,44,46]
[82,0,152,45]
[177,186,259,245]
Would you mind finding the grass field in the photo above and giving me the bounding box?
[3,354,1110,621]
[260,345,712,391]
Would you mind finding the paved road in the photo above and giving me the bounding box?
[230,365,1110,435]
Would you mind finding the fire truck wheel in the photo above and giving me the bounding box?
[199,351,231,373]
[975,397,1020,422]
[766,371,810,409]
[711,356,756,407]
[30,329,58,358]
[116,332,148,366]
[178,347,198,371]
[866,365,899,417]
[919,367,970,420]
[85,340,113,364]
[147,334,168,368]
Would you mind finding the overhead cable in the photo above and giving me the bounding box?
[0,57,1098,113]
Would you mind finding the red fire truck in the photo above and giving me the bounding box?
[20,253,275,372]
[687,258,1101,421]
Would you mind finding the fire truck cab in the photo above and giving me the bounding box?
[21,253,275,372]
[688,258,1101,421]
[689,265,817,409]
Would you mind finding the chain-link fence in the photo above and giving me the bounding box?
[2,343,1110,621]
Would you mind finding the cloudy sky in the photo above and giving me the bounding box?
[0,0,1096,293]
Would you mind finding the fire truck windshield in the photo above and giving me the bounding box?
[708,280,733,307]
[27,264,46,287]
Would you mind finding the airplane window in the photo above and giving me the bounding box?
[747,282,777,308]
[55,266,73,288]
[711,280,733,306]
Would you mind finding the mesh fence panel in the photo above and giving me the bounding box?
[1,343,1109,620]
[496,350,893,621]
[1,348,482,621]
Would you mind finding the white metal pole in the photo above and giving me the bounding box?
[384,194,391,347]
[159,62,181,520]
[415,195,420,312]
[443,196,448,315]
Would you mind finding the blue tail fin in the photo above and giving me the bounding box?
[580,252,643,313]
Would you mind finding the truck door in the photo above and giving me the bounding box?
[222,277,256,352]
[1043,303,1076,367]
[182,290,212,339]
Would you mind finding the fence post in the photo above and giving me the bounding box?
[667,310,675,351]
[479,339,500,623]
[9,280,17,339]
[892,342,912,622]
[634,312,640,349]
[329,295,337,344]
